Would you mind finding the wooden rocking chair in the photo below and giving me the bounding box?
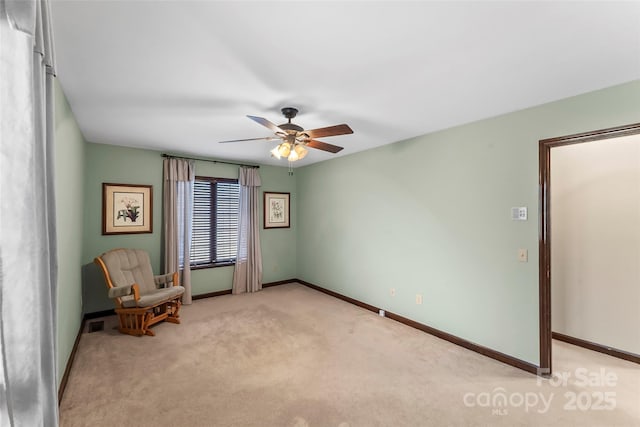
[94,248,185,336]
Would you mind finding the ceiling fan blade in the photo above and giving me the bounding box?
[219,136,280,143]
[304,124,353,139]
[306,139,344,153]
[247,115,287,134]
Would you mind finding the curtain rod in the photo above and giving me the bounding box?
[161,153,259,168]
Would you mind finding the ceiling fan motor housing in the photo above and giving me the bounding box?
[279,123,304,132]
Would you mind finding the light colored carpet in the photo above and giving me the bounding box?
[60,283,640,426]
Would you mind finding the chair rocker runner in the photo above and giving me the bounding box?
[95,248,185,336]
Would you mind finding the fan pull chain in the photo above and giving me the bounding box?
[288,161,294,176]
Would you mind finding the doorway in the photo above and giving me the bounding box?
[538,122,640,375]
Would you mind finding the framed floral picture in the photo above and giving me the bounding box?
[264,192,290,229]
[102,183,153,235]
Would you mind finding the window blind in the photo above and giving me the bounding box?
[191,177,240,266]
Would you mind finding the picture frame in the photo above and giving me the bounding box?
[264,192,290,229]
[102,183,153,235]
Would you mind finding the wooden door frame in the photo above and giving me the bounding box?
[538,122,640,375]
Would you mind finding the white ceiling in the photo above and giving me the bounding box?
[50,1,640,167]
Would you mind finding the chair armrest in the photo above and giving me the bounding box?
[154,272,180,288]
[108,283,140,301]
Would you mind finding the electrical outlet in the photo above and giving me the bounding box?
[390,288,396,297]
[416,294,423,305]
[518,249,528,262]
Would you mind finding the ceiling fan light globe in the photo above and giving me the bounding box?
[294,145,308,160]
[288,150,299,162]
[270,146,281,159]
[278,142,291,157]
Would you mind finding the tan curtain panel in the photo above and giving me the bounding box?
[0,0,59,425]
[232,167,263,294]
[163,158,195,304]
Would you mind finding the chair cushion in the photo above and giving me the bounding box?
[121,286,185,308]
[101,249,157,294]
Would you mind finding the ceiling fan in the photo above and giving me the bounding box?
[219,107,353,162]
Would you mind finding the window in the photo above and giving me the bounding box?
[191,177,240,268]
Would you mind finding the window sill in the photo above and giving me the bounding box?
[190,262,235,270]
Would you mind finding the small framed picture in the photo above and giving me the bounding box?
[264,192,290,229]
[102,183,153,235]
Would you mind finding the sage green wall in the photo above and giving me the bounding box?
[82,143,296,313]
[296,80,640,366]
[54,79,85,386]
[81,143,164,313]
[258,165,297,283]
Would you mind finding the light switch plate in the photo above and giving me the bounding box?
[511,207,527,221]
